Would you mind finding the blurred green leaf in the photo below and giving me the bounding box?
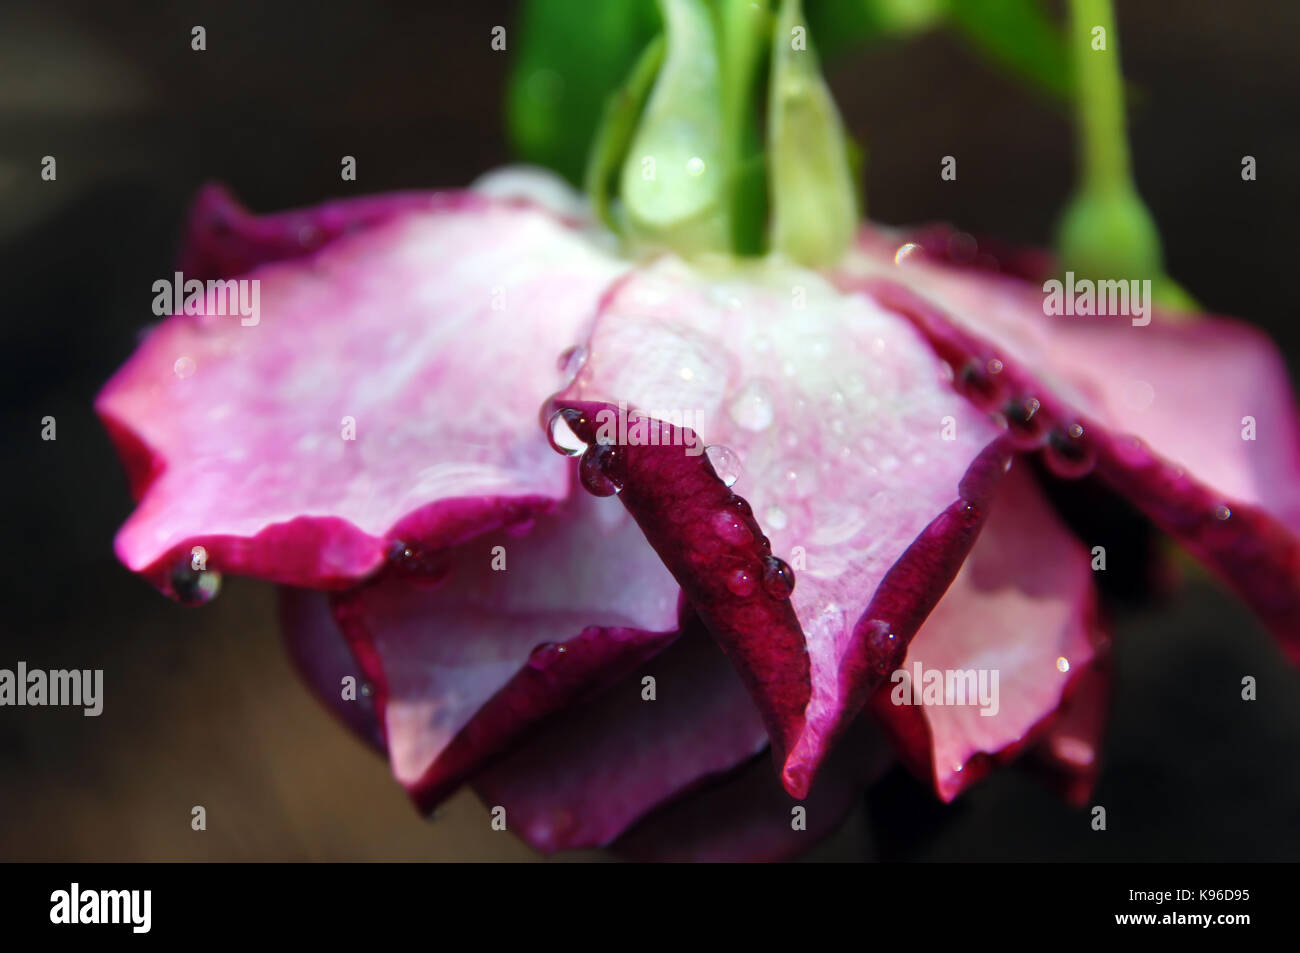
[943,0,1073,100]
[507,0,661,185]
[806,0,944,59]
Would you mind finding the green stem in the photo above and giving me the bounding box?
[1070,0,1129,194]
[1057,0,1197,310]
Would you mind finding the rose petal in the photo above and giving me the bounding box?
[98,199,627,590]
[845,263,1300,658]
[331,485,682,813]
[613,717,892,862]
[278,585,384,752]
[552,259,1011,796]
[472,622,768,853]
[176,183,477,280]
[1026,640,1112,807]
[869,464,1107,801]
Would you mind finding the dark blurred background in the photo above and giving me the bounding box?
[1,0,1297,861]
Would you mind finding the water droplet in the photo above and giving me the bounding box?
[986,357,1003,375]
[705,445,742,487]
[173,356,196,379]
[765,505,789,531]
[955,358,1006,410]
[679,366,696,381]
[1214,504,1232,521]
[686,156,706,176]
[761,555,795,600]
[1056,656,1070,673]
[1044,421,1096,479]
[388,539,414,562]
[528,642,568,670]
[556,345,587,382]
[863,619,899,677]
[712,509,752,545]
[728,380,775,432]
[894,242,922,266]
[1003,395,1046,448]
[170,560,221,605]
[579,442,623,497]
[725,568,758,597]
[547,409,587,457]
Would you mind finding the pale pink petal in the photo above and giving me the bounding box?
[98,199,627,591]
[551,259,1011,796]
[870,464,1107,801]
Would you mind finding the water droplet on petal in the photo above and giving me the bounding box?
[712,509,752,545]
[173,356,196,379]
[705,445,742,487]
[170,560,221,605]
[894,242,922,265]
[579,442,623,497]
[765,505,789,531]
[1214,504,1232,521]
[1056,656,1070,673]
[863,619,899,677]
[761,555,795,600]
[547,409,587,457]
[955,358,1006,410]
[1003,396,1046,448]
[725,568,758,597]
[556,345,587,382]
[1044,421,1096,479]
[528,642,568,670]
[728,380,775,432]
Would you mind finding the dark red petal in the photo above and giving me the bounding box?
[850,273,1300,659]
[613,718,892,862]
[98,198,627,591]
[278,585,384,752]
[176,183,486,280]
[330,487,682,813]
[472,623,768,853]
[551,260,1012,796]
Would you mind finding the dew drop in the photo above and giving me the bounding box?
[686,156,706,176]
[761,555,795,600]
[863,619,899,677]
[547,409,587,457]
[955,358,1006,410]
[765,505,789,531]
[712,509,753,545]
[170,560,221,605]
[894,242,922,266]
[1043,421,1096,479]
[173,356,196,379]
[1056,656,1070,673]
[556,345,587,382]
[527,641,568,670]
[579,442,623,497]
[1214,504,1232,521]
[728,380,775,432]
[725,568,758,598]
[1003,395,1046,448]
[705,445,742,487]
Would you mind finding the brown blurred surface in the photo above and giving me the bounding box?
[1,0,1299,861]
